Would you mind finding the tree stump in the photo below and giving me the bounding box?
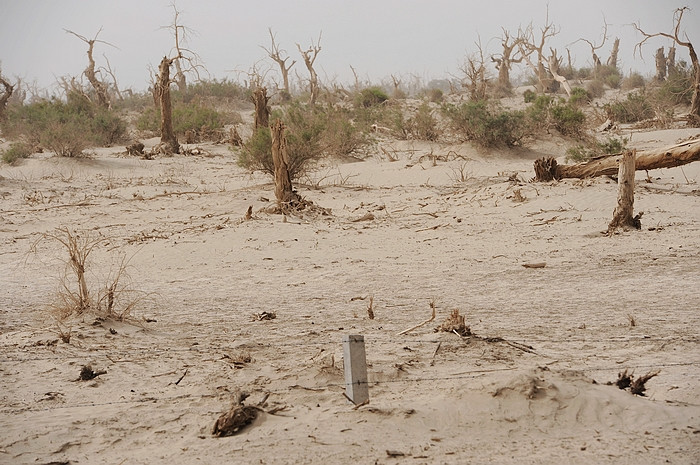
[271,120,300,210]
[608,150,641,234]
[157,56,179,154]
[252,87,270,130]
[533,157,560,181]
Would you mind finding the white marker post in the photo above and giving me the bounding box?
[343,334,369,405]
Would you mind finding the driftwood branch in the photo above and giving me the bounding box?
[533,139,700,181]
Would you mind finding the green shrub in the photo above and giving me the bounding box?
[1,92,127,156]
[135,102,234,138]
[239,101,367,179]
[605,91,654,123]
[550,101,586,137]
[566,136,628,162]
[1,141,33,164]
[525,95,586,138]
[605,73,622,89]
[443,100,528,147]
[569,87,591,106]
[355,87,389,108]
[523,89,537,103]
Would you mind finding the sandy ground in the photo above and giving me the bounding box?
[1,127,699,464]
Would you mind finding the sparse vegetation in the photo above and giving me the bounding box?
[443,100,529,147]
[566,136,628,162]
[605,91,654,123]
[1,92,126,157]
[1,141,33,164]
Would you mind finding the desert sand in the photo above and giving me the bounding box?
[1,118,699,464]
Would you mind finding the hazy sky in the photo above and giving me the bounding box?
[0,1,697,93]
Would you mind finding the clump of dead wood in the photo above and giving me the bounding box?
[212,391,262,437]
[608,369,660,396]
[435,309,471,337]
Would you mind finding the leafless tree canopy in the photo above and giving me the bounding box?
[634,6,700,123]
[518,10,560,94]
[296,32,322,105]
[0,69,14,119]
[64,28,116,108]
[491,29,525,92]
[261,29,296,97]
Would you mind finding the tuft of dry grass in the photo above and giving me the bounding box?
[33,228,146,323]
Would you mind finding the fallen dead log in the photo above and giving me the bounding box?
[533,138,700,181]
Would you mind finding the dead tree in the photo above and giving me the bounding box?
[654,47,667,82]
[271,120,301,209]
[390,74,403,98]
[65,28,115,108]
[519,13,559,93]
[461,39,489,101]
[548,48,571,96]
[667,46,677,76]
[153,6,204,154]
[578,20,608,78]
[491,29,524,92]
[0,71,14,120]
[635,7,700,123]
[533,138,700,181]
[607,38,620,69]
[296,32,322,105]
[102,55,123,101]
[156,56,179,154]
[251,87,270,130]
[607,150,640,234]
[262,29,296,98]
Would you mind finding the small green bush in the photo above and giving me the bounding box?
[605,91,654,123]
[569,87,592,106]
[355,87,389,108]
[525,95,586,138]
[550,101,586,137]
[443,100,528,147]
[566,136,628,162]
[239,101,367,179]
[1,141,33,164]
[523,89,537,103]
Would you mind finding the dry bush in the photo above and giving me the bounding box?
[35,228,145,322]
[436,309,471,337]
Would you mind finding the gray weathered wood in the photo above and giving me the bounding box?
[343,335,369,405]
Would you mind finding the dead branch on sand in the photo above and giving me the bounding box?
[398,300,437,335]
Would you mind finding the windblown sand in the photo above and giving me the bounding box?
[1,127,699,464]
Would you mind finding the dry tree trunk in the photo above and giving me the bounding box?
[251,87,270,130]
[157,56,179,154]
[533,138,700,181]
[607,38,620,69]
[667,46,677,76]
[0,74,13,120]
[271,120,300,209]
[608,150,640,234]
[654,47,667,82]
[174,58,187,92]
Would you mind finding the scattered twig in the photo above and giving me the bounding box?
[174,369,188,385]
[398,300,437,335]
